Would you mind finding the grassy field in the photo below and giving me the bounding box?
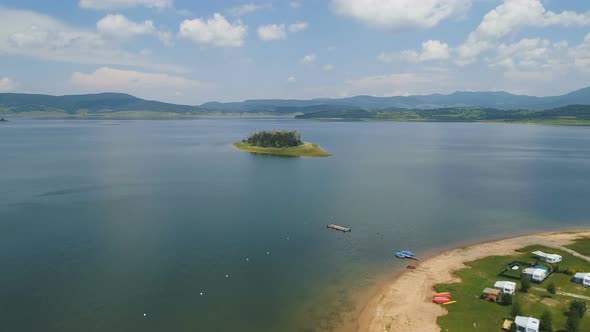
[435,244,590,332]
[233,142,330,157]
[565,237,590,257]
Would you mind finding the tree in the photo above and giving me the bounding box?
[502,293,513,305]
[508,322,517,332]
[539,310,553,331]
[510,302,522,318]
[569,300,587,318]
[566,315,580,332]
[546,282,556,295]
[520,275,531,293]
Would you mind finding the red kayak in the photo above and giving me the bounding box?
[407,265,417,269]
[433,297,451,303]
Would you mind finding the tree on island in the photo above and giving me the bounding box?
[245,130,303,148]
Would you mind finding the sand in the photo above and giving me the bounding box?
[357,230,590,332]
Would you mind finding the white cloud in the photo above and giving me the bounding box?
[323,64,335,71]
[257,24,287,41]
[179,13,247,47]
[331,0,471,30]
[227,3,269,16]
[379,40,450,63]
[458,0,590,64]
[301,54,316,64]
[287,76,297,83]
[97,14,155,38]
[0,8,181,71]
[79,0,173,10]
[70,67,200,92]
[488,36,590,80]
[290,2,302,9]
[288,21,308,33]
[0,77,17,92]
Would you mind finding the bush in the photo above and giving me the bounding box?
[540,310,553,331]
[511,302,522,318]
[520,275,531,293]
[566,315,580,332]
[562,267,577,276]
[569,300,587,318]
[502,293,513,305]
[547,282,556,295]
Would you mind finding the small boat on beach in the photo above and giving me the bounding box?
[395,250,420,260]
[406,265,417,269]
[433,297,451,304]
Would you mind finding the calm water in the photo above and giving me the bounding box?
[1,119,589,331]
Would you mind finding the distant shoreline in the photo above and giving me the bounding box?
[356,229,590,332]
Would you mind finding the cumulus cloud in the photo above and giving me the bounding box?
[70,67,200,92]
[331,0,471,31]
[458,0,590,64]
[227,3,270,16]
[488,36,590,80]
[179,13,246,47]
[379,40,450,63]
[0,8,180,71]
[97,14,155,38]
[257,24,287,41]
[288,21,308,33]
[0,77,17,92]
[79,0,173,10]
[301,54,316,64]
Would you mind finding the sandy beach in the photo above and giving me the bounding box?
[357,230,590,332]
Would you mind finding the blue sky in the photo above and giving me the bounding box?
[0,0,589,104]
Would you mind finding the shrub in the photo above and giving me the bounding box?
[569,300,587,318]
[520,275,531,293]
[547,282,556,295]
[562,267,577,276]
[539,310,553,332]
[565,315,580,332]
[510,302,522,318]
[502,293,513,305]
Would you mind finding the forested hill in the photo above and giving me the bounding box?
[0,93,199,114]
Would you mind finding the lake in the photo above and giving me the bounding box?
[1,119,589,331]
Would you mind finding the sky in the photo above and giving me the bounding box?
[0,0,589,105]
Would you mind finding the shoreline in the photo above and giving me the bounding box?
[356,229,590,332]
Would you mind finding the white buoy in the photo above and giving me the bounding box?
[246,258,249,261]
[225,274,229,278]
[200,292,203,296]
[143,313,147,317]
[266,251,270,255]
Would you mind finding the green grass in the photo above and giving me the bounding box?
[565,237,590,257]
[436,245,590,332]
[233,142,330,157]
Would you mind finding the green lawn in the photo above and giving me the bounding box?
[565,237,590,257]
[233,142,330,157]
[436,245,590,332]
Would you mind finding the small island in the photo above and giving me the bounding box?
[233,130,330,157]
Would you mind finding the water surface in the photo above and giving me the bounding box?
[1,119,589,331]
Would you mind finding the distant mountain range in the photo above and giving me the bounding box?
[1,87,590,117]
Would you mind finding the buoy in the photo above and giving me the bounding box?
[200,292,203,296]
[225,274,229,278]
[266,251,270,255]
[143,313,147,317]
[246,258,249,261]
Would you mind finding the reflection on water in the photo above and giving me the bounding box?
[0,119,589,331]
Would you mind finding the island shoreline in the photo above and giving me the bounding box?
[354,228,590,332]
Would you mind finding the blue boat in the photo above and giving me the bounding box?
[395,250,418,260]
